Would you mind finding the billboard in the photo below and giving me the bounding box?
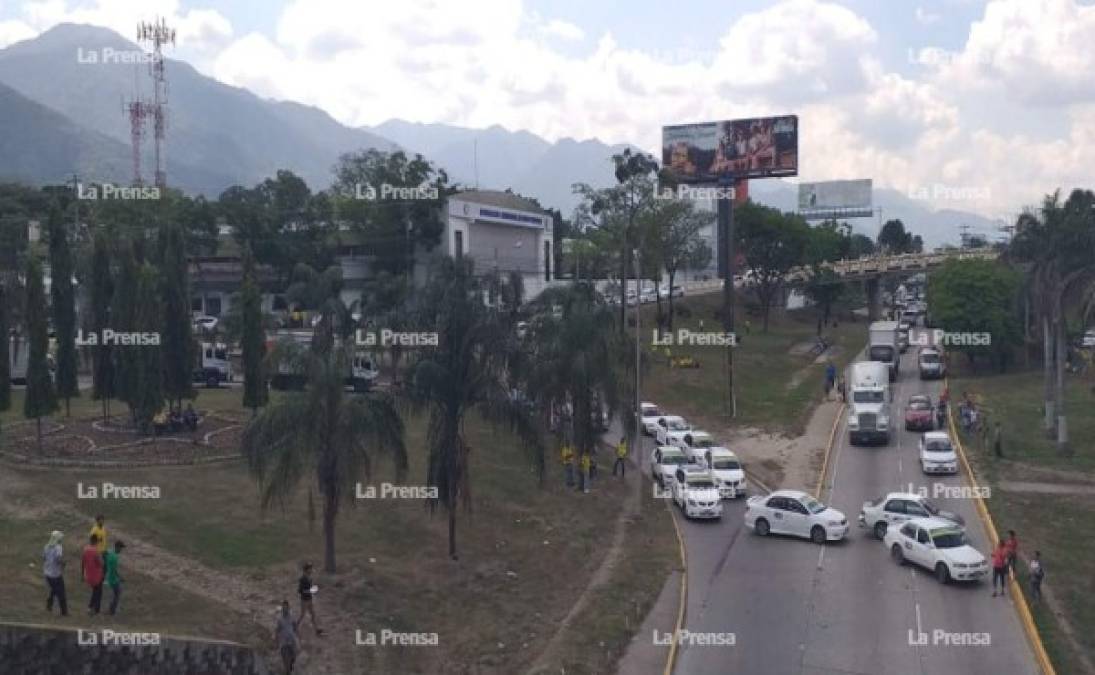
[798,179,872,211]
[662,115,798,183]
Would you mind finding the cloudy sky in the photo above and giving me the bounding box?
[1,0,1094,219]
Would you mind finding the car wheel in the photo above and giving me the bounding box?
[935,563,950,584]
[810,526,826,545]
[874,521,888,540]
[891,544,905,565]
[755,518,770,536]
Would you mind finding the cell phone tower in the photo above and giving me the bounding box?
[137,18,176,188]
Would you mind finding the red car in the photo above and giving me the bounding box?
[904,395,935,431]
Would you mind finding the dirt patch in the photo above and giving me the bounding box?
[997,481,1095,496]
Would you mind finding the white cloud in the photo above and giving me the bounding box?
[0,19,35,48]
[915,7,941,24]
[540,19,583,42]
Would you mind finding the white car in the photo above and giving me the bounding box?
[671,467,723,519]
[703,448,746,498]
[640,403,664,435]
[650,446,688,487]
[885,517,989,583]
[1082,330,1095,348]
[192,315,219,332]
[744,489,849,544]
[858,492,964,539]
[919,431,958,474]
[655,416,690,445]
[676,430,716,462]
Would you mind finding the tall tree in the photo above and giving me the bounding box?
[111,241,140,423]
[641,198,712,331]
[877,219,923,254]
[804,220,852,334]
[0,283,10,414]
[240,245,268,414]
[927,259,1023,370]
[23,255,57,450]
[737,201,809,332]
[406,258,543,559]
[158,223,195,412]
[241,343,407,572]
[133,265,164,433]
[47,205,79,416]
[89,231,114,421]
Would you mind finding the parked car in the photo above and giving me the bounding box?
[655,415,690,445]
[904,394,935,431]
[884,517,988,583]
[675,430,716,462]
[192,315,219,332]
[671,467,723,519]
[744,489,849,544]
[703,447,746,498]
[859,492,964,539]
[640,402,664,435]
[650,446,688,487]
[919,431,958,474]
[1081,329,1095,348]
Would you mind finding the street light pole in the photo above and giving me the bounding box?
[634,248,642,463]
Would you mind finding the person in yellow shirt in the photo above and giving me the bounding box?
[561,444,575,488]
[579,453,592,493]
[613,437,628,477]
[90,515,107,554]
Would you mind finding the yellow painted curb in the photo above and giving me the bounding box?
[663,499,688,675]
[945,378,1056,675]
[815,402,846,500]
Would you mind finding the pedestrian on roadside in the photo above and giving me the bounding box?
[296,562,324,636]
[1029,551,1045,601]
[90,515,107,555]
[836,375,846,403]
[43,530,68,616]
[824,361,836,400]
[991,540,1008,597]
[81,533,105,615]
[579,453,591,493]
[936,400,947,430]
[993,422,1003,458]
[561,443,575,488]
[613,437,628,477]
[1004,530,1019,573]
[274,599,300,674]
[589,451,598,483]
[104,541,125,615]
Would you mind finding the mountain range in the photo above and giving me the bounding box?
[0,23,1000,247]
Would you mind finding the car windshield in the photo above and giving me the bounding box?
[925,439,952,452]
[712,459,740,470]
[931,529,968,548]
[688,479,716,489]
[800,497,826,514]
[643,407,661,417]
[668,419,688,430]
[661,454,686,465]
[853,390,884,403]
[922,499,940,515]
[694,438,714,448]
[869,346,894,361]
[908,399,931,411]
[920,353,940,363]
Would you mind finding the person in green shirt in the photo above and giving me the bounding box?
[104,541,126,616]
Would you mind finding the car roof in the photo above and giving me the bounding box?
[657,445,684,454]
[661,415,685,421]
[883,492,925,501]
[902,516,953,530]
[770,489,811,500]
[641,402,658,408]
[923,431,950,441]
[688,430,713,437]
[706,447,737,458]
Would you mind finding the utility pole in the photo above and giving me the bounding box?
[717,182,737,418]
[634,248,642,457]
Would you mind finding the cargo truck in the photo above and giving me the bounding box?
[847,360,892,446]
[267,330,379,392]
[868,320,900,382]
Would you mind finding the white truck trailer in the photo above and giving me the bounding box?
[868,320,900,382]
[847,360,892,446]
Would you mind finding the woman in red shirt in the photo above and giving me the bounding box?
[991,540,1008,597]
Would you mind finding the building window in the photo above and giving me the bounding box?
[454,230,464,259]
[544,241,552,282]
[206,295,222,317]
[191,296,203,313]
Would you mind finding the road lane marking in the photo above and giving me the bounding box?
[817,545,826,570]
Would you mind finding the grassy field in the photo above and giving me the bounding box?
[1,398,677,673]
[950,366,1095,674]
[640,292,866,436]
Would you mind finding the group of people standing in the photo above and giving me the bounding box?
[560,437,629,493]
[43,515,126,618]
[990,530,1045,601]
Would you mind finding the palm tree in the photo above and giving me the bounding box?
[526,283,622,465]
[405,258,543,560]
[240,343,407,572]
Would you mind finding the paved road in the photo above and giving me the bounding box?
[670,348,1039,675]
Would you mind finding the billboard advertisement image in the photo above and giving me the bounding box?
[798,179,873,210]
[662,115,798,183]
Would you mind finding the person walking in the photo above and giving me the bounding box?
[936,399,947,430]
[104,541,126,615]
[43,530,68,617]
[81,533,105,615]
[579,453,591,494]
[274,599,300,674]
[993,422,1004,458]
[991,540,1008,597]
[613,437,628,477]
[836,375,846,403]
[90,515,107,555]
[561,443,575,488]
[1029,551,1045,601]
[1004,530,1019,573]
[824,361,837,401]
[296,562,324,637]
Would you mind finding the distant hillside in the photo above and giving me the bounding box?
[0,23,394,194]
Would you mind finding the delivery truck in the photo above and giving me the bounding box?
[847,360,892,446]
[868,320,900,382]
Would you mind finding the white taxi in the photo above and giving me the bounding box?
[655,415,690,445]
[703,447,746,498]
[671,467,723,520]
[650,445,688,487]
[858,492,964,539]
[884,517,988,583]
[744,489,849,544]
[640,403,664,435]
